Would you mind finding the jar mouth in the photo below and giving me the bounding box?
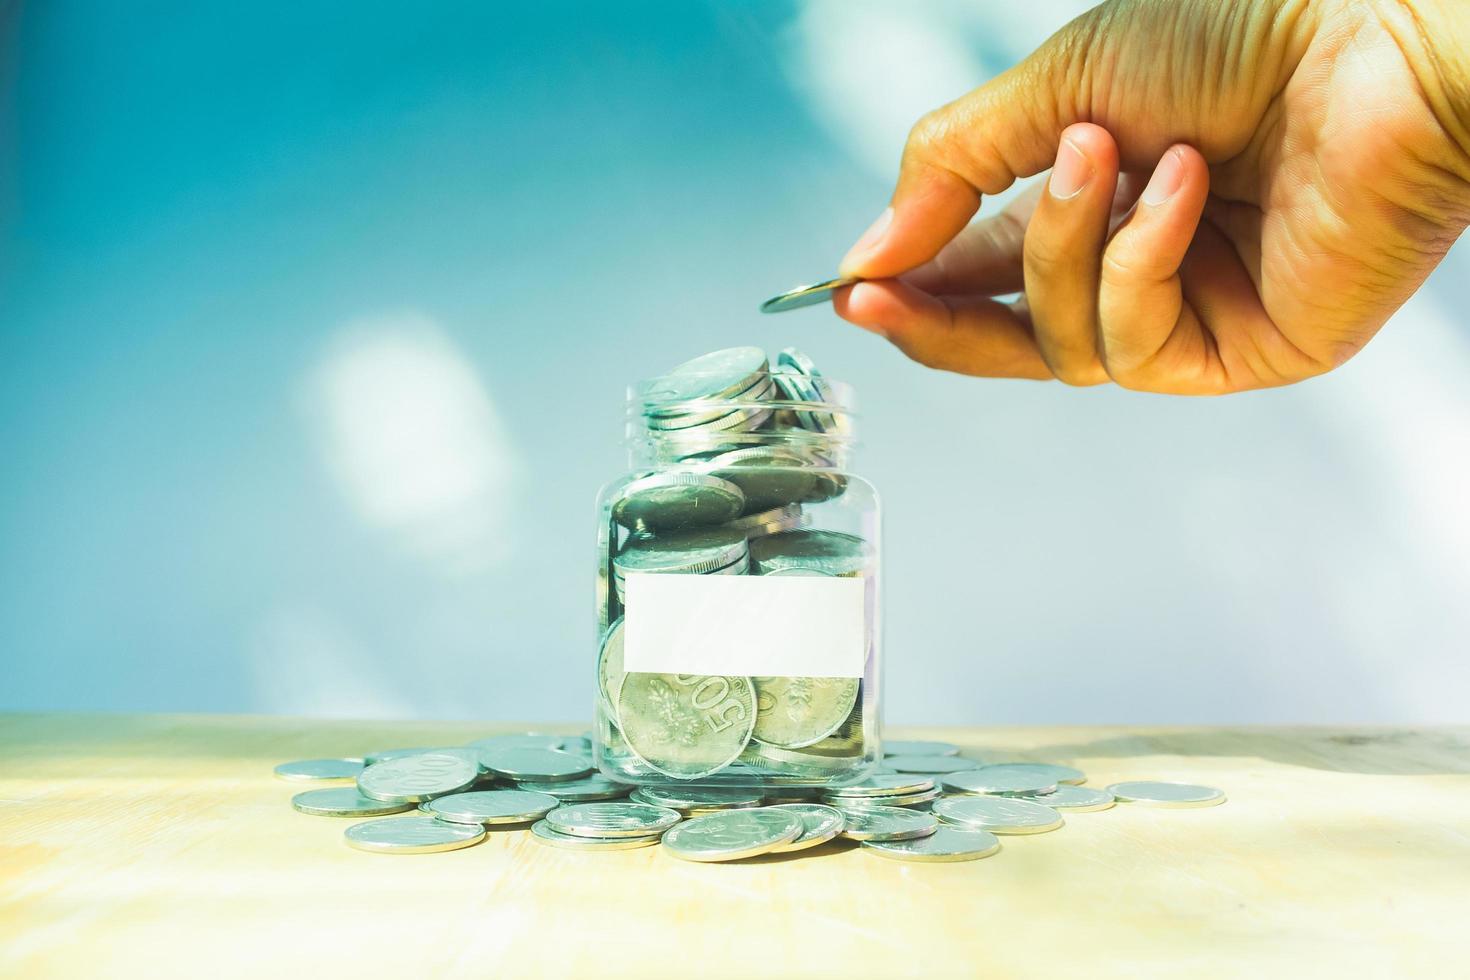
[626,370,856,463]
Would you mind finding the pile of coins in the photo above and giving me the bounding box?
[597,346,875,786]
[276,736,1224,863]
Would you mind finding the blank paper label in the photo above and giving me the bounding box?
[622,573,866,678]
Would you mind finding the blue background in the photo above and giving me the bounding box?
[4,1,1468,723]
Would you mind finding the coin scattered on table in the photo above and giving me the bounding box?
[883,755,983,775]
[863,826,1002,863]
[826,774,937,799]
[661,808,805,862]
[277,734,1222,866]
[767,804,845,852]
[826,786,939,809]
[630,785,765,814]
[517,776,631,802]
[425,790,561,826]
[273,758,365,782]
[530,819,662,851]
[941,768,1059,797]
[839,805,938,842]
[1021,785,1115,812]
[363,747,481,768]
[291,787,414,817]
[1106,781,1226,808]
[933,796,1065,835]
[477,747,594,783]
[356,753,479,804]
[545,801,682,839]
[344,816,487,854]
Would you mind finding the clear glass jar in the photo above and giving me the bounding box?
[593,346,881,789]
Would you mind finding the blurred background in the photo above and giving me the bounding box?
[3,0,1468,725]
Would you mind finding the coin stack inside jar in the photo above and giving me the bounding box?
[596,346,879,788]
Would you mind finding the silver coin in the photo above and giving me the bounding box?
[645,400,773,436]
[882,740,960,757]
[827,774,936,798]
[749,530,868,576]
[529,819,662,851]
[630,785,765,813]
[933,795,1065,835]
[343,816,486,854]
[766,803,846,852]
[641,347,770,407]
[979,762,1087,786]
[724,503,808,540]
[882,755,983,775]
[545,801,682,839]
[826,788,940,809]
[698,447,819,514]
[613,526,749,577]
[772,347,842,433]
[478,747,593,782]
[838,806,938,842]
[612,472,745,533]
[760,277,860,314]
[356,753,478,804]
[516,776,631,802]
[738,738,865,775]
[273,758,365,782]
[1106,781,1225,808]
[643,375,776,432]
[661,808,804,862]
[291,787,415,817]
[752,675,861,749]
[597,618,627,723]
[863,826,1002,863]
[941,768,1060,797]
[1021,784,1115,812]
[425,789,561,825]
[364,747,482,769]
[464,734,567,752]
[618,672,756,779]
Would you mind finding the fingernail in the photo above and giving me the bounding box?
[1142,148,1186,207]
[840,207,893,273]
[1048,137,1092,200]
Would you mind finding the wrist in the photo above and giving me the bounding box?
[1386,0,1470,169]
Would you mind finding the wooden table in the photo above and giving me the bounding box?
[3,714,1467,978]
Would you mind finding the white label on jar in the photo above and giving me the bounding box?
[622,573,867,678]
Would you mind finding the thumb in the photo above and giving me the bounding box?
[839,37,1079,280]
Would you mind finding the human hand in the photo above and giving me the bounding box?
[834,0,1470,393]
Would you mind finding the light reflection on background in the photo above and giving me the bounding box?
[307,314,520,577]
[2,1,1467,723]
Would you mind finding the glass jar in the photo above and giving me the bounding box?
[593,346,881,789]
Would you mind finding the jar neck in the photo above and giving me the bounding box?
[625,371,857,469]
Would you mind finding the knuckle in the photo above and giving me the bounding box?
[904,109,955,163]
[1101,243,1163,287]
[1100,359,1151,391]
[1051,359,1108,387]
[1023,226,1072,272]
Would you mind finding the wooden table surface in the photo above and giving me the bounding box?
[3,713,1468,978]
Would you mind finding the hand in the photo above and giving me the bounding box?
[833,0,1470,394]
